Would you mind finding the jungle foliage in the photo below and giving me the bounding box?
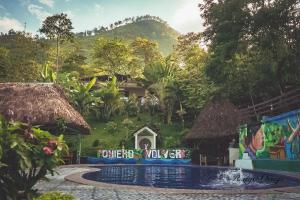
[0,116,68,200]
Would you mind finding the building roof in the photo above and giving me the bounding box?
[185,99,242,140]
[133,126,157,136]
[0,83,91,134]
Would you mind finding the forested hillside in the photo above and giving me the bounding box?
[76,18,179,56]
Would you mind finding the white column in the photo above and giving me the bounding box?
[135,135,138,149]
[153,134,156,149]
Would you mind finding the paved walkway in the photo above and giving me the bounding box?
[34,167,300,200]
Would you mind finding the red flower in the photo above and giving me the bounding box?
[47,140,58,150]
[43,146,53,156]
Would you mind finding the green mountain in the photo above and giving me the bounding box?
[77,19,180,56]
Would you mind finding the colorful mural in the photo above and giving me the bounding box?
[239,109,300,160]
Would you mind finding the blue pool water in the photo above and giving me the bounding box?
[86,157,191,165]
[82,165,300,190]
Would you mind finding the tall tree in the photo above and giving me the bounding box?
[60,41,87,74]
[93,37,134,76]
[0,31,46,82]
[176,32,202,56]
[200,0,300,105]
[143,56,179,124]
[0,47,10,81]
[174,38,217,116]
[39,13,74,73]
[131,37,162,66]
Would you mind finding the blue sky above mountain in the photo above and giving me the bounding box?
[0,0,204,34]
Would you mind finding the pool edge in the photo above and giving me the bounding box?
[63,164,300,194]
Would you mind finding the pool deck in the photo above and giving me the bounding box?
[34,164,300,200]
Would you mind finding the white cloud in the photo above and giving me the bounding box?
[171,0,204,34]
[65,0,71,2]
[0,17,24,33]
[38,0,54,8]
[28,4,51,21]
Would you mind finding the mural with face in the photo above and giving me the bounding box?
[243,124,265,159]
[251,128,264,152]
[240,110,300,160]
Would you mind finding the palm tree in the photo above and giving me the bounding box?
[143,56,179,124]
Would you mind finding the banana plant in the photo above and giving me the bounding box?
[70,77,98,116]
[41,63,57,83]
[93,76,121,120]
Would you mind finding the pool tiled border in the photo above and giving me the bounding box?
[63,164,300,194]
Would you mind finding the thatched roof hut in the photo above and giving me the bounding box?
[0,83,90,134]
[186,100,242,140]
[185,100,242,158]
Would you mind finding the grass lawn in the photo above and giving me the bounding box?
[69,113,188,156]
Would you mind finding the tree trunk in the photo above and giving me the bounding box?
[56,37,59,73]
[250,92,259,121]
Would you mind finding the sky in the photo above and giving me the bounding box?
[0,0,204,35]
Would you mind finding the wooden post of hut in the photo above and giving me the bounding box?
[77,134,82,164]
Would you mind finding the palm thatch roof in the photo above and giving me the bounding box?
[0,83,90,134]
[185,99,242,140]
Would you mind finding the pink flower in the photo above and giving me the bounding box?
[43,146,53,156]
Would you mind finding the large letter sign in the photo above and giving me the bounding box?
[97,149,190,159]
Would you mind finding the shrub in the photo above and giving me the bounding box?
[105,121,118,134]
[0,116,68,200]
[163,136,179,148]
[34,192,74,200]
[92,139,100,147]
[121,118,134,129]
[82,147,99,157]
[121,118,134,142]
[123,95,140,117]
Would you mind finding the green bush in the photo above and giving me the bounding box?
[105,121,118,134]
[0,116,68,200]
[92,139,101,147]
[123,95,140,117]
[163,136,180,148]
[82,147,100,157]
[34,192,74,200]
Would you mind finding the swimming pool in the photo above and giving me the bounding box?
[82,165,300,190]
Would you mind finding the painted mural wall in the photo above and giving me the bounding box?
[239,109,300,160]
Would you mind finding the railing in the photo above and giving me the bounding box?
[239,88,300,121]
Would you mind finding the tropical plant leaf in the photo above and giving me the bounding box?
[10,141,18,148]
[85,77,96,93]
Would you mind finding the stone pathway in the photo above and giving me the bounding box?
[34,167,300,200]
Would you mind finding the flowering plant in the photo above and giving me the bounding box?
[0,115,68,200]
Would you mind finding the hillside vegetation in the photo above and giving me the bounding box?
[68,113,188,156]
[76,20,180,56]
